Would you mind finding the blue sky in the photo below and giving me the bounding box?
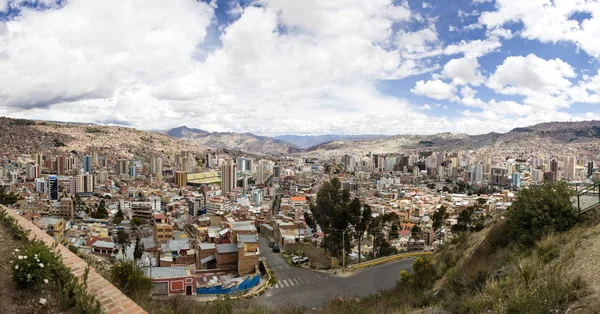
[1,0,600,135]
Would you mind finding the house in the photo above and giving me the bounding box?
[35,217,64,240]
[237,234,259,275]
[147,267,196,296]
[92,240,115,257]
[215,243,238,270]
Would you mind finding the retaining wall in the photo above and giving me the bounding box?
[2,205,147,314]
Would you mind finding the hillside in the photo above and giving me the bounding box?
[0,117,205,159]
[274,134,389,149]
[162,126,301,155]
[303,121,600,157]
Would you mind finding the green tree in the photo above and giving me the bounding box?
[92,199,108,219]
[432,205,449,234]
[110,260,153,299]
[311,178,361,257]
[133,236,144,261]
[131,217,142,226]
[0,186,18,206]
[303,212,316,230]
[112,208,125,225]
[113,230,130,260]
[507,181,578,247]
[354,205,372,263]
[411,224,421,240]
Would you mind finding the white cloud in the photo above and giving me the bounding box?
[411,80,456,100]
[0,0,8,12]
[396,24,438,55]
[444,38,501,58]
[473,0,493,4]
[488,54,576,96]
[422,2,431,9]
[442,57,483,86]
[479,0,600,57]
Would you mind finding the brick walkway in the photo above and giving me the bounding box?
[2,206,147,314]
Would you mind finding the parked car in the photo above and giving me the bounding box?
[292,256,309,264]
[268,241,275,248]
[272,245,280,253]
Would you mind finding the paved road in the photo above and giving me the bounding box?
[253,235,413,309]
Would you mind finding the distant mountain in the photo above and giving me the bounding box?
[165,126,209,138]
[274,134,389,149]
[302,120,600,157]
[162,126,300,155]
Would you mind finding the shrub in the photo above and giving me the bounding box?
[507,181,578,247]
[110,260,153,298]
[11,241,57,289]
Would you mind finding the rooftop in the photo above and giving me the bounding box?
[216,243,238,254]
[145,267,189,279]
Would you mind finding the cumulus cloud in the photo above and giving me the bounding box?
[479,0,600,57]
[442,57,484,86]
[1,0,600,136]
[411,80,457,100]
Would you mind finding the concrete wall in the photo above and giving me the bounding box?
[284,242,338,269]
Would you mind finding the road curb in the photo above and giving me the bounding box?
[350,252,432,270]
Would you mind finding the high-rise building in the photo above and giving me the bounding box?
[273,165,281,178]
[175,171,187,188]
[35,154,44,169]
[96,170,109,184]
[470,163,484,184]
[75,173,94,196]
[588,161,594,178]
[236,157,252,173]
[83,155,92,174]
[56,156,66,175]
[65,156,75,172]
[48,175,58,200]
[35,178,47,194]
[129,164,137,178]
[221,159,237,194]
[150,157,163,175]
[28,164,39,180]
[116,159,129,176]
[511,173,521,189]
[550,160,558,174]
[255,164,265,183]
[565,156,576,180]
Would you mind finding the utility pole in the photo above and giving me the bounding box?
[342,229,346,269]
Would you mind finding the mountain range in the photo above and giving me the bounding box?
[161,121,600,157]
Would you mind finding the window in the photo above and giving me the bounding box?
[157,235,163,238]
[157,228,163,232]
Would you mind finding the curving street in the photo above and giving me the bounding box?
[253,235,413,309]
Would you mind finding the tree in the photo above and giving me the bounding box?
[432,206,448,233]
[131,217,142,226]
[303,212,316,230]
[110,260,153,298]
[133,236,144,261]
[451,206,475,234]
[112,208,125,225]
[507,181,578,247]
[113,230,130,260]
[411,224,422,240]
[311,178,362,257]
[0,186,18,206]
[354,205,372,263]
[92,199,108,219]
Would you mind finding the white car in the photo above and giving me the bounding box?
[292,256,309,264]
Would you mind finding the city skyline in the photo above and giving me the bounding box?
[2,0,600,136]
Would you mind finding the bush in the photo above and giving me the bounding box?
[110,260,153,299]
[11,241,57,289]
[507,181,578,247]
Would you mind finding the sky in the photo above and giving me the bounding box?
[1,0,600,136]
